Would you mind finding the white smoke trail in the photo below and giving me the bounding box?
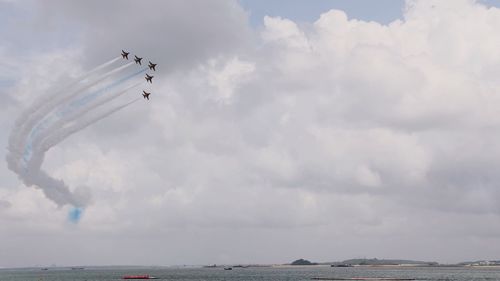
[7,59,133,176]
[40,98,141,153]
[34,82,142,149]
[18,67,146,171]
[27,82,142,172]
[12,57,120,129]
[7,62,138,174]
[8,61,134,160]
[6,57,146,209]
[22,98,141,207]
[7,57,121,153]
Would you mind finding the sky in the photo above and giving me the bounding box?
[239,0,407,25]
[1,0,500,268]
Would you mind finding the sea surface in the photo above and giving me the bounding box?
[1,265,500,281]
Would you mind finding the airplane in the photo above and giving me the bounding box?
[142,91,151,100]
[145,74,154,83]
[121,50,129,60]
[134,55,143,65]
[148,61,157,71]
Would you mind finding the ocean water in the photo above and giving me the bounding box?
[1,266,500,281]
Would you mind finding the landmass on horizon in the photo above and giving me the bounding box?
[286,258,500,267]
[14,258,500,271]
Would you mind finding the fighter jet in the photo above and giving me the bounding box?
[121,50,129,60]
[145,74,154,83]
[134,55,143,65]
[148,61,157,71]
[142,91,151,100]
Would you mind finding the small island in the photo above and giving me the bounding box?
[291,259,318,266]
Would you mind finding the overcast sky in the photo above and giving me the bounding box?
[1,0,500,268]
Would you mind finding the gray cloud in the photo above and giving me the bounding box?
[0,199,11,210]
[2,0,500,268]
[38,0,252,73]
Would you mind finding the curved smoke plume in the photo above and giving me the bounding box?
[6,57,147,212]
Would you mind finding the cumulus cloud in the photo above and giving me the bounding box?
[36,0,252,72]
[205,57,255,103]
[2,0,500,267]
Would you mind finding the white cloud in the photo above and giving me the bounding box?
[262,16,311,50]
[2,0,500,267]
[205,57,255,103]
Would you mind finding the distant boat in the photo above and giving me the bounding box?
[41,268,48,271]
[122,275,158,279]
[71,267,85,270]
[224,267,233,270]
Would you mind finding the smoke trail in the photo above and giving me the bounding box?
[22,68,146,166]
[27,63,141,144]
[7,57,120,152]
[12,57,120,128]
[6,57,146,212]
[20,98,140,207]
[7,62,136,177]
[21,169,85,207]
[27,82,142,172]
[39,98,141,155]
[68,207,83,223]
[60,67,146,115]
[8,61,135,165]
[11,95,140,206]
[50,82,141,141]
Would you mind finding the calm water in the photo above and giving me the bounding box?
[1,266,500,281]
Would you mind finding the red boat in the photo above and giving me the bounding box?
[122,275,158,279]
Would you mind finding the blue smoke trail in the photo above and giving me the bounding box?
[28,81,142,167]
[68,207,83,223]
[5,56,147,213]
[10,58,129,164]
[58,67,147,117]
[21,67,147,166]
[22,114,58,165]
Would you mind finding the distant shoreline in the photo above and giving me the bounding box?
[3,264,500,271]
[273,264,500,269]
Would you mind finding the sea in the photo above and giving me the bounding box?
[1,265,500,281]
